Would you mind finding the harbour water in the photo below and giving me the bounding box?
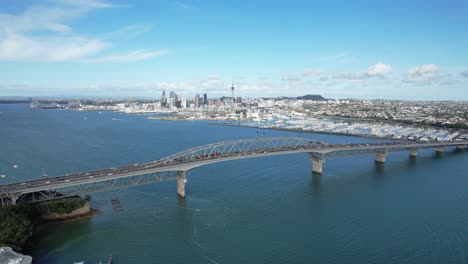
[0,104,467,264]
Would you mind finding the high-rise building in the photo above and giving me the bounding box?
[231,83,235,106]
[195,94,200,108]
[231,82,237,109]
[203,93,208,105]
[168,97,175,109]
[161,90,167,107]
[169,91,176,99]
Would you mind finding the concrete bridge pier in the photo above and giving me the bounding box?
[177,171,187,198]
[375,152,387,163]
[435,147,445,153]
[409,149,418,157]
[311,158,324,174]
[8,193,19,205]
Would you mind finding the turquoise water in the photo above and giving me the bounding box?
[0,104,467,264]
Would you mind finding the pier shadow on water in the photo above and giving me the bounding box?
[309,172,323,199]
[373,161,385,175]
[407,156,417,167]
[372,161,385,183]
[176,195,190,222]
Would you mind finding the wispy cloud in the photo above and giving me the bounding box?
[83,49,168,63]
[333,72,369,80]
[50,0,125,9]
[175,1,192,9]
[302,69,327,77]
[101,24,152,40]
[319,52,357,64]
[0,33,109,62]
[0,1,161,63]
[281,74,301,82]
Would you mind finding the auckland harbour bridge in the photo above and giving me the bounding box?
[0,137,467,206]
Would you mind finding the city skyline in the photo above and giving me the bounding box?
[1,0,468,100]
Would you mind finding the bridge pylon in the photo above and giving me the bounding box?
[4,193,20,205]
[435,147,445,153]
[177,171,187,198]
[309,153,325,174]
[409,149,418,157]
[375,152,387,163]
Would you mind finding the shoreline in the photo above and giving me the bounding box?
[41,208,102,224]
[145,116,234,121]
[214,123,406,141]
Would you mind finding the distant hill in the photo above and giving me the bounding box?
[296,94,327,101]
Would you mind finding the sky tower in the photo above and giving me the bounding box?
[231,82,235,107]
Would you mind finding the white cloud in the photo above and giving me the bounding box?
[332,62,393,80]
[0,1,160,63]
[75,76,286,98]
[404,64,439,83]
[83,49,167,63]
[367,62,392,76]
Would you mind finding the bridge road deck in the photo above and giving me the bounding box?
[0,137,466,205]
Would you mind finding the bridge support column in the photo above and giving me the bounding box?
[311,158,324,174]
[375,152,387,163]
[9,193,19,205]
[435,147,445,153]
[177,171,187,198]
[409,149,418,157]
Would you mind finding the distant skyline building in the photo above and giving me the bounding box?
[158,88,241,109]
[231,82,236,108]
[195,94,200,108]
[168,97,175,109]
[161,90,166,101]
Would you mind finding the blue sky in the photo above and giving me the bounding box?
[1,0,468,100]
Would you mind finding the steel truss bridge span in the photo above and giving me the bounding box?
[0,137,466,205]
